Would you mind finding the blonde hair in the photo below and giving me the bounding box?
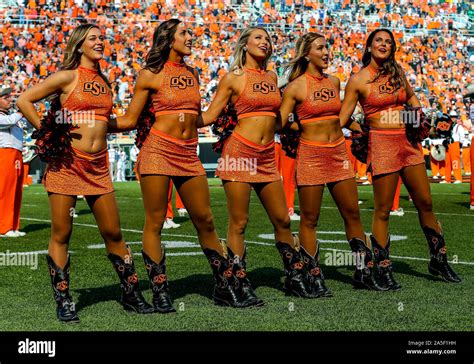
[286,32,324,82]
[229,27,273,73]
[62,24,110,87]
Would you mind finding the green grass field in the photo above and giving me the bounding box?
[0,181,472,331]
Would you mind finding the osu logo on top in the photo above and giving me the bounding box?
[83,81,108,96]
[437,121,451,132]
[313,88,336,102]
[253,82,276,94]
[170,75,195,89]
[379,81,397,94]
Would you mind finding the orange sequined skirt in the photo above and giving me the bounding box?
[368,128,425,176]
[296,136,355,186]
[44,147,113,196]
[137,128,205,177]
[216,132,280,183]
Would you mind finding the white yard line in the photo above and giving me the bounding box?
[20,217,474,266]
[321,247,474,266]
[289,205,474,218]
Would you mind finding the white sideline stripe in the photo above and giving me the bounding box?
[1,250,75,255]
[21,218,199,239]
[20,217,474,266]
[258,232,407,242]
[88,241,200,249]
[133,252,203,257]
[357,190,469,196]
[26,194,474,217]
[321,248,474,266]
[291,205,474,218]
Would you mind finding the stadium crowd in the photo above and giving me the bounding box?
[1,1,472,112]
[0,0,473,177]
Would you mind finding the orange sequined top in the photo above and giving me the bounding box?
[359,65,407,120]
[62,66,113,123]
[151,61,201,117]
[295,73,341,124]
[234,68,281,120]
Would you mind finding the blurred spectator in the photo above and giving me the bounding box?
[0,87,26,238]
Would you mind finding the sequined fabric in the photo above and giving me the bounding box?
[216,131,280,183]
[234,68,281,120]
[63,67,113,121]
[296,137,355,186]
[137,128,205,177]
[368,129,424,176]
[43,148,113,195]
[296,73,341,123]
[151,61,201,116]
[359,66,407,119]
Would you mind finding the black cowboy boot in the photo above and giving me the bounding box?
[203,246,247,308]
[107,246,155,314]
[300,244,332,298]
[423,226,461,283]
[370,235,401,291]
[46,255,79,323]
[275,239,313,298]
[227,247,265,307]
[142,250,176,313]
[349,237,387,291]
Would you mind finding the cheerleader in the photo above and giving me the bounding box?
[339,29,461,289]
[17,24,154,323]
[200,27,314,302]
[109,19,253,309]
[280,33,385,294]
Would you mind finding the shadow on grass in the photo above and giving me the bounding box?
[323,260,440,285]
[250,260,440,291]
[173,216,191,225]
[455,201,473,210]
[22,223,50,233]
[72,259,442,314]
[75,209,92,216]
[73,282,143,312]
[73,275,215,313]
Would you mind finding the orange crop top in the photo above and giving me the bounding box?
[234,68,281,120]
[295,73,341,124]
[151,61,201,117]
[359,65,407,120]
[62,66,113,122]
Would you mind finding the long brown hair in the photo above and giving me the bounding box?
[136,20,184,148]
[145,19,182,74]
[62,23,110,87]
[285,32,325,82]
[362,28,405,91]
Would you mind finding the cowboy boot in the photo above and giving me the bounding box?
[370,235,401,290]
[275,238,313,298]
[227,247,265,307]
[349,237,387,291]
[142,250,176,313]
[46,255,79,323]
[423,225,461,283]
[300,244,332,298]
[107,246,155,314]
[203,245,247,308]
